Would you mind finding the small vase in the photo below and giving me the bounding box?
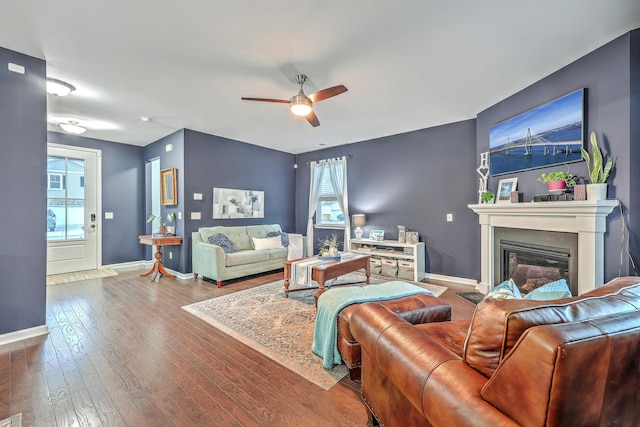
[548,180,566,191]
[586,183,608,201]
[158,226,168,235]
[328,247,339,257]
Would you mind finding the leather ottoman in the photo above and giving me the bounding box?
[315,290,451,380]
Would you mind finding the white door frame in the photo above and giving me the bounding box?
[47,142,102,273]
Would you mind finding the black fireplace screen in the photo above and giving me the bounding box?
[501,240,571,295]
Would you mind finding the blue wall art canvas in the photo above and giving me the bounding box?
[213,187,264,219]
[489,89,585,176]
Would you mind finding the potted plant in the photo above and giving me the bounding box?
[481,190,495,204]
[147,212,176,235]
[537,171,577,191]
[318,232,341,259]
[581,131,613,200]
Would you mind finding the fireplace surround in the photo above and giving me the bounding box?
[469,200,618,295]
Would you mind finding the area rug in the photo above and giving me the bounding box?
[46,268,118,285]
[457,291,485,305]
[182,273,447,390]
[0,413,22,427]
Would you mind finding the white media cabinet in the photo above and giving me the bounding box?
[349,238,426,282]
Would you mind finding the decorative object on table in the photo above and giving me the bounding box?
[489,88,585,176]
[352,214,366,239]
[147,212,176,236]
[537,171,577,191]
[405,231,419,244]
[397,225,406,243]
[160,168,178,205]
[510,191,522,203]
[369,230,385,241]
[318,232,341,259]
[481,190,495,204]
[581,131,613,201]
[213,187,264,219]
[574,183,587,201]
[476,151,490,203]
[496,177,518,203]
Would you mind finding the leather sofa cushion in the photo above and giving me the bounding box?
[225,250,269,267]
[463,277,640,377]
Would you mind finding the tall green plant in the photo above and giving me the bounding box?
[581,131,613,184]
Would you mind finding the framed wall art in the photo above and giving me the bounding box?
[213,187,264,219]
[496,177,518,203]
[160,168,177,205]
[489,88,585,176]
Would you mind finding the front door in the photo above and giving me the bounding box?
[47,144,101,275]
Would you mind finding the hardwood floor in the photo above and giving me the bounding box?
[0,268,478,426]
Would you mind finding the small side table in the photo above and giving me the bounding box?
[139,234,182,281]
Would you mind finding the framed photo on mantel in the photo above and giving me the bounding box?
[496,177,518,204]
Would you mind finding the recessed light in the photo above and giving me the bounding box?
[315,143,326,147]
[46,78,76,96]
[140,116,152,122]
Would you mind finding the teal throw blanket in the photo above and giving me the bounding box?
[312,281,434,369]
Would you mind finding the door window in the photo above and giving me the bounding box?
[47,156,85,241]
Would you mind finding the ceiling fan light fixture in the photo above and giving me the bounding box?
[46,78,76,96]
[59,120,86,135]
[290,94,312,116]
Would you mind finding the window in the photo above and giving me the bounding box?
[48,173,63,190]
[315,164,345,227]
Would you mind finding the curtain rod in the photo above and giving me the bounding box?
[305,155,351,165]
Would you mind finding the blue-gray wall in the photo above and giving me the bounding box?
[477,29,640,282]
[143,129,296,273]
[47,131,146,265]
[0,47,47,334]
[294,119,478,279]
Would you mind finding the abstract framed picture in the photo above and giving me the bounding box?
[160,168,177,205]
[213,187,264,219]
[489,89,585,176]
[496,177,518,204]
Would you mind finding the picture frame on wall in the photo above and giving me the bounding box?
[496,177,518,203]
[160,168,177,205]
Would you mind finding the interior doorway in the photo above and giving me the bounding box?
[47,143,102,275]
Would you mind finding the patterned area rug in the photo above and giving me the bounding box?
[0,413,22,427]
[182,273,447,390]
[46,268,118,285]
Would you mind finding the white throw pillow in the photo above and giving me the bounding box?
[252,236,284,250]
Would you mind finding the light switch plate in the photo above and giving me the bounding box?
[105,212,114,219]
[191,212,201,220]
[194,193,203,200]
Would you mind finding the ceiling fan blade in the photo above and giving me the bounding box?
[241,97,289,103]
[308,85,348,103]
[305,111,320,127]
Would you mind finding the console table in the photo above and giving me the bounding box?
[139,234,182,281]
[349,238,425,282]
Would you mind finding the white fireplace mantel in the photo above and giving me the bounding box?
[469,200,619,295]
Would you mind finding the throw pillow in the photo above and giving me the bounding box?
[523,279,572,300]
[267,230,289,247]
[484,279,522,300]
[252,236,284,250]
[208,233,236,254]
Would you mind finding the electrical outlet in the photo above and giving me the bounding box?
[446,213,453,222]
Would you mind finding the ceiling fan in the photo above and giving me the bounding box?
[241,74,348,127]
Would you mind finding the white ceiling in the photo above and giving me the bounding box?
[1,1,639,154]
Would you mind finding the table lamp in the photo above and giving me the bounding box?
[352,214,366,239]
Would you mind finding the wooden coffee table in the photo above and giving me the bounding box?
[283,254,370,297]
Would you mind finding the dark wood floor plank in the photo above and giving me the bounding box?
[0,267,477,426]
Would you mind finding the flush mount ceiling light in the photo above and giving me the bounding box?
[59,120,86,135]
[46,78,76,96]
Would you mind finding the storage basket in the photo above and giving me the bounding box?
[398,260,415,281]
[369,257,382,275]
[381,259,398,277]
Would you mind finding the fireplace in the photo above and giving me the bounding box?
[495,228,578,296]
[469,200,618,295]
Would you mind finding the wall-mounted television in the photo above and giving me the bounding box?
[489,88,585,176]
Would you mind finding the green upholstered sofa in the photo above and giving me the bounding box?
[192,224,305,287]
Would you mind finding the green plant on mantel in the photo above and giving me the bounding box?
[581,131,613,184]
[481,190,495,204]
[537,171,577,186]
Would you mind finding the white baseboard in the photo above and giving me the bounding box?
[0,324,49,347]
[105,260,193,281]
[424,273,479,288]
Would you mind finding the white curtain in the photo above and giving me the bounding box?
[327,157,350,251]
[306,160,326,256]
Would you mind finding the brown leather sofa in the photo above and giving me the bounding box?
[351,277,640,427]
